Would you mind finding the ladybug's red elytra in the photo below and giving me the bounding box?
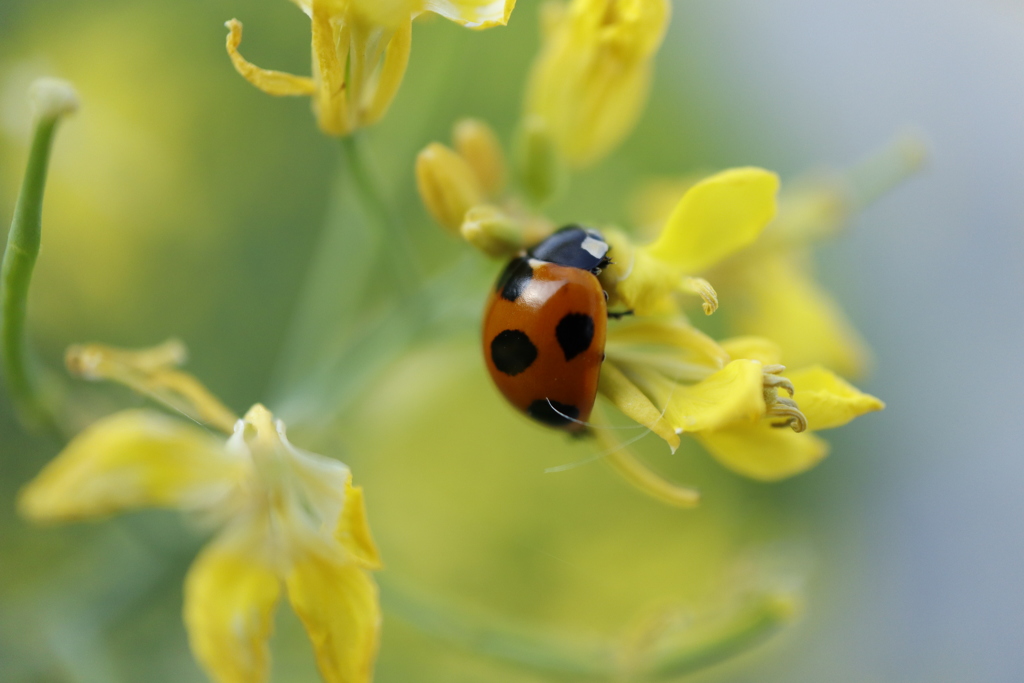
[482,226,614,433]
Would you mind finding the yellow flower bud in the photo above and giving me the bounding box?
[515,114,565,206]
[416,142,485,233]
[460,204,524,257]
[453,118,507,197]
[525,0,671,168]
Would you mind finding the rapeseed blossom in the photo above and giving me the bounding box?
[225,0,516,136]
[599,167,780,317]
[18,341,382,683]
[600,320,884,486]
[416,140,883,499]
[628,137,926,377]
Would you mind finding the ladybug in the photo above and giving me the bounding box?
[482,225,613,433]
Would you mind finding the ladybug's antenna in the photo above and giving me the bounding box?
[543,398,651,432]
[544,426,654,473]
[542,390,674,474]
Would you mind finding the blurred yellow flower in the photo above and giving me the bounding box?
[599,321,884,487]
[19,342,382,683]
[524,0,670,168]
[225,0,516,136]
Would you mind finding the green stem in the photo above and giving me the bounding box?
[1,115,64,438]
[644,594,797,680]
[846,131,927,211]
[340,133,422,295]
[269,133,430,409]
[380,576,613,678]
[380,573,796,681]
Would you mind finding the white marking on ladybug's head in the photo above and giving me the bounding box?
[580,236,609,260]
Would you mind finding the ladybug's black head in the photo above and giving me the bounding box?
[528,225,610,274]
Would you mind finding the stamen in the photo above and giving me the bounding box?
[761,365,807,433]
[762,373,794,396]
[766,398,808,433]
[680,276,718,315]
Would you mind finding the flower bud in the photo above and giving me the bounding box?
[416,142,484,233]
[515,115,565,206]
[29,78,79,122]
[453,118,507,197]
[460,205,524,258]
[524,0,670,168]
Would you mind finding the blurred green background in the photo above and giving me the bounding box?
[2,1,1022,682]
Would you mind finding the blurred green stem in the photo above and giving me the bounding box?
[846,131,928,211]
[1,114,65,438]
[642,594,797,680]
[270,133,428,406]
[340,133,422,294]
[380,575,796,680]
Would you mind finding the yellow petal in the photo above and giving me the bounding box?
[286,554,381,683]
[351,0,420,28]
[645,168,780,273]
[18,410,244,522]
[184,527,281,683]
[336,478,383,569]
[424,0,517,28]
[605,449,700,508]
[787,365,884,431]
[311,7,352,136]
[665,360,766,432]
[224,20,317,97]
[698,422,829,481]
[605,317,729,370]
[598,362,680,452]
[627,176,701,240]
[362,20,412,126]
[723,250,870,378]
[586,404,699,507]
[720,336,782,366]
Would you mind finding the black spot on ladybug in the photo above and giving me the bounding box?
[555,313,595,361]
[527,399,580,427]
[491,329,537,376]
[495,257,533,301]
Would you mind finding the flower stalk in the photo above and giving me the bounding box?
[341,134,421,296]
[1,78,78,438]
[380,574,797,680]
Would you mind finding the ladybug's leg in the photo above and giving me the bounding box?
[607,309,635,320]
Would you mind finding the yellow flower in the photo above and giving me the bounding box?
[628,136,926,377]
[600,167,781,318]
[225,0,517,136]
[524,0,670,168]
[19,342,382,683]
[597,320,884,501]
[413,134,880,499]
